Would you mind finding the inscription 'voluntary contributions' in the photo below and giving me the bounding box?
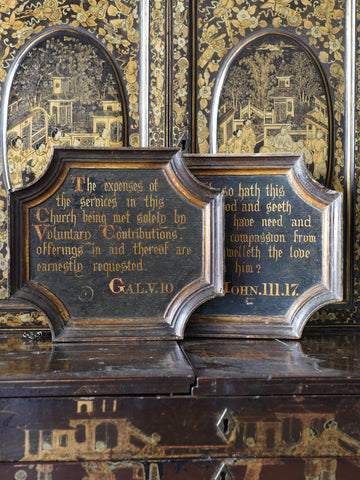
[29,169,203,319]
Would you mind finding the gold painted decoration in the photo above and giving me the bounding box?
[0,311,48,330]
[8,148,224,341]
[0,0,358,331]
[0,0,140,307]
[195,0,345,189]
[172,0,191,147]
[149,0,166,146]
[194,0,355,326]
[6,32,127,188]
[217,33,331,186]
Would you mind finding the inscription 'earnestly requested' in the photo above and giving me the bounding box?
[29,168,204,320]
[11,149,225,341]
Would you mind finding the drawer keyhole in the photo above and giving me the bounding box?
[215,465,233,480]
[220,471,229,480]
[217,408,235,442]
[222,418,229,436]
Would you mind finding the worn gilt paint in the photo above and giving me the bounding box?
[1,458,360,479]
[0,396,360,466]
[0,0,140,309]
[0,0,358,330]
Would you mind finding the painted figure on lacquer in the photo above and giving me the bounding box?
[7,34,125,188]
[218,34,330,184]
[10,396,360,479]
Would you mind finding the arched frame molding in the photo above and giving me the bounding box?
[1,25,129,191]
[207,15,356,305]
[209,28,334,187]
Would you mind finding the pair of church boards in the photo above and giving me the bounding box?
[8,148,342,341]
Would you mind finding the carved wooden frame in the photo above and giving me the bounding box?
[8,148,224,342]
[186,153,342,339]
[191,1,355,310]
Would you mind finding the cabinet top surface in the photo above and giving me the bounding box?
[0,334,359,397]
[182,334,360,395]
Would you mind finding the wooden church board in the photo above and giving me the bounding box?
[186,153,342,339]
[8,148,224,342]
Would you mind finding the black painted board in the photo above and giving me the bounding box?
[186,153,342,339]
[0,337,195,396]
[8,148,224,341]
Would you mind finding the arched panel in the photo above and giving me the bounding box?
[210,31,333,186]
[2,26,128,190]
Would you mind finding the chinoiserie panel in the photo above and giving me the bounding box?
[213,32,332,186]
[192,0,355,322]
[0,0,359,331]
[5,29,128,189]
[0,1,139,320]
